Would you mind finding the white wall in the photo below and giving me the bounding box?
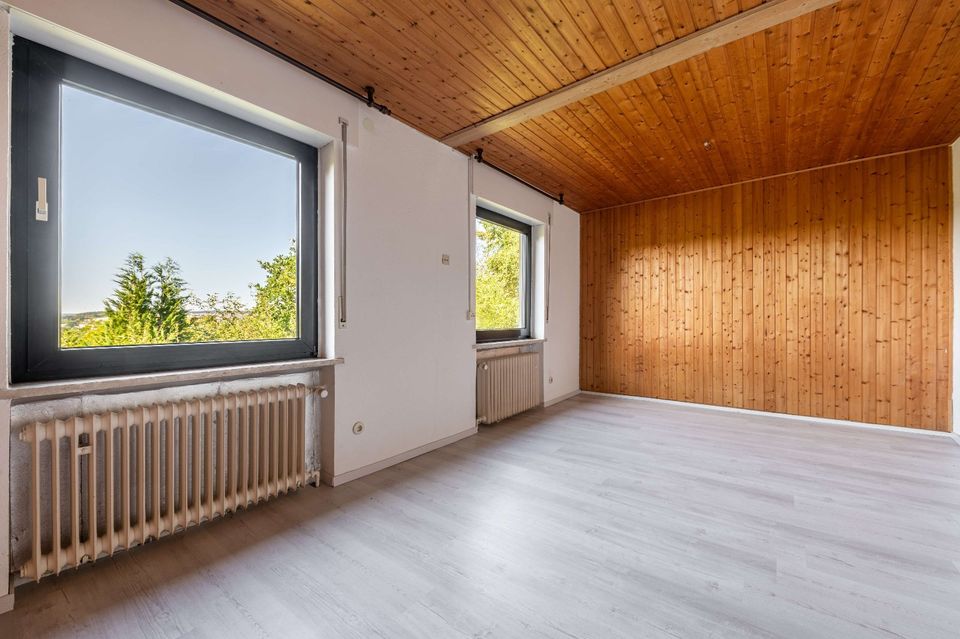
[330,112,476,475]
[6,0,355,148]
[475,163,555,224]
[0,0,581,581]
[332,120,582,476]
[544,204,580,404]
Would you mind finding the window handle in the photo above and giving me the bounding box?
[35,177,48,222]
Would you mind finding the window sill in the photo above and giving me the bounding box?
[0,357,343,402]
[474,338,546,351]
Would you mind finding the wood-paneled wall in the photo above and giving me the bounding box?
[580,147,953,430]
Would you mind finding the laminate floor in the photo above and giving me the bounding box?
[3,393,960,638]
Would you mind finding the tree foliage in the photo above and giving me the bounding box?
[61,244,298,348]
[251,246,298,338]
[151,258,190,341]
[101,253,154,345]
[475,219,522,330]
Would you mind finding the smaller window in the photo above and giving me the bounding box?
[475,206,532,343]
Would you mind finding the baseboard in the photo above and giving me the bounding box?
[544,389,581,407]
[580,391,954,439]
[0,585,14,615]
[321,426,478,487]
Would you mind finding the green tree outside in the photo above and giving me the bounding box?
[476,218,523,330]
[61,244,298,348]
[102,253,154,345]
[65,224,526,347]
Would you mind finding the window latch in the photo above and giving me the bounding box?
[35,177,48,222]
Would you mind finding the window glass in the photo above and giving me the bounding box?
[475,207,530,342]
[476,217,525,330]
[60,86,300,348]
[11,37,318,382]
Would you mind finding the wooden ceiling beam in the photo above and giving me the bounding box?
[440,0,839,148]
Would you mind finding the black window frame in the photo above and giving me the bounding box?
[475,206,532,343]
[11,37,319,383]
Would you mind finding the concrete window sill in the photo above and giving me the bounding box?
[473,338,546,351]
[0,357,343,402]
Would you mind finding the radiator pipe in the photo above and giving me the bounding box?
[467,159,476,320]
[338,118,348,326]
[546,207,552,323]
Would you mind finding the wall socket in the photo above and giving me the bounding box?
[352,421,364,435]
[441,254,450,265]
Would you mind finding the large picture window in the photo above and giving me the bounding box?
[475,206,531,343]
[11,38,318,382]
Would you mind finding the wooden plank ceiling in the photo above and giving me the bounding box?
[177,0,960,212]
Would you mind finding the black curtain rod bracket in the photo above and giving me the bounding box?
[364,86,390,115]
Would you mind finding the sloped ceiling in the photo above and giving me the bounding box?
[175,0,960,211]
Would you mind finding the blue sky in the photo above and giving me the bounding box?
[60,84,297,314]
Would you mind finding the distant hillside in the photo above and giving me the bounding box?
[60,311,106,328]
[61,309,219,328]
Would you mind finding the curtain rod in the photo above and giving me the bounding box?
[167,0,391,115]
[472,149,564,205]
[169,1,565,206]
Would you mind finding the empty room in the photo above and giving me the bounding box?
[0,0,958,637]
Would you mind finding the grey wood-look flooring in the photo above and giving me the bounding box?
[3,393,960,638]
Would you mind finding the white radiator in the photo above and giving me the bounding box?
[477,352,542,424]
[19,384,312,582]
